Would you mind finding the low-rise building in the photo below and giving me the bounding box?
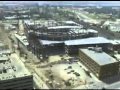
[79,47,119,80]
[109,40,120,51]
[65,37,111,54]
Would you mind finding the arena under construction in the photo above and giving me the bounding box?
[23,20,107,59]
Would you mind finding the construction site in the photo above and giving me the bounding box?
[1,1,120,89]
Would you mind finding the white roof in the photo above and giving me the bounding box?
[114,54,120,61]
[80,48,117,65]
[5,16,16,19]
[0,55,31,81]
[87,29,98,33]
[109,25,120,32]
[0,56,9,61]
[84,19,100,24]
[15,34,29,46]
[0,50,11,54]
[0,43,4,47]
[70,29,98,34]
[24,20,34,25]
[109,40,120,45]
[65,37,110,46]
[64,21,76,24]
[48,26,82,29]
[63,21,80,25]
[40,40,63,45]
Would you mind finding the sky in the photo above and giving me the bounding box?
[0,1,120,6]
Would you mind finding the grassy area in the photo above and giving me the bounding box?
[85,13,109,20]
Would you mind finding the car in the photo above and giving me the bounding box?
[64,68,67,70]
[67,71,71,74]
[69,62,72,64]
[70,70,74,72]
[74,72,80,76]
[68,66,72,69]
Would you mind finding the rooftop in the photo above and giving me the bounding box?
[65,37,110,46]
[63,21,80,25]
[0,56,9,62]
[80,48,117,65]
[0,42,4,47]
[48,26,82,29]
[0,54,31,81]
[39,40,64,45]
[15,34,29,46]
[109,40,120,45]
[114,54,120,61]
[5,16,17,20]
[0,41,31,81]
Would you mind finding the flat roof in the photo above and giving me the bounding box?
[5,16,16,19]
[87,29,98,33]
[0,54,31,81]
[80,48,117,65]
[0,50,11,54]
[0,42,4,47]
[39,40,64,45]
[114,54,120,61]
[63,21,80,25]
[109,40,120,45]
[70,29,98,34]
[65,37,110,46]
[24,20,34,25]
[64,21,77,24]
[15,34,29,46]
[0,56,9,61]
[48,26,82,29]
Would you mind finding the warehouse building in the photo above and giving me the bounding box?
[79,47,119,80]
[64,37,111,54]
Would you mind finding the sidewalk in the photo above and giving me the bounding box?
[33,73,49,89]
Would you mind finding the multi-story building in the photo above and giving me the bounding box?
[0,56,33,89]
[0,42,33,89]
[79,47,119,80]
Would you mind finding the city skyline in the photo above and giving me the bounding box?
[0,1,120,6]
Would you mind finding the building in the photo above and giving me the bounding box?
[23,20,99,58]
[79,47,119,80]
[14,33,29,57]
[65,37,111,54]
[0,42,33,89]
[0,57,33,89]
[103,20,120,33]
[109,40,120,51]
[0,42,11,55]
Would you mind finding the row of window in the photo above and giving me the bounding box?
[79,51,100,74]
[0,76,32,83]
[1,83,33,89]
[1,79,33,88]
